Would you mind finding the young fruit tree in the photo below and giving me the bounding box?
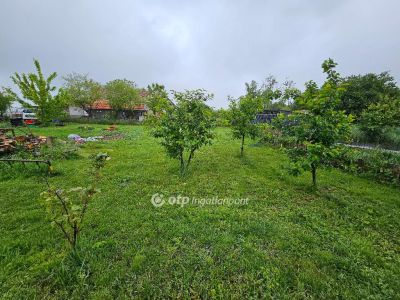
[10,59,68,124]
[275,58,353,186]
[40,153,110,250]
[229,82,264,156]
[153,89,215,175]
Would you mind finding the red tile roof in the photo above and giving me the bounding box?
[91,99,111,110]
[90,99,147,111]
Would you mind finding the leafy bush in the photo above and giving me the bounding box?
[332,147,400,185]
[262,127,400,185]
[260,124,296,148]
[351,125,400,150]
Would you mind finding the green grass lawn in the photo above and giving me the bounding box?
[1,124,399,299]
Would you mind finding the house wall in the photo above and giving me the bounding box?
[68,107,88,118]
[88,109,147,121]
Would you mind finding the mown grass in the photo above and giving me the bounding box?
[1,124,399,299]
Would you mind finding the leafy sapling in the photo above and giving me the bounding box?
[153,89,215,175]
[40,153,110,250]
[276,59,353,187]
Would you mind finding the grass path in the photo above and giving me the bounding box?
[1,124,399,298]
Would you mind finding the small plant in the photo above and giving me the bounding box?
[39,153,110,250]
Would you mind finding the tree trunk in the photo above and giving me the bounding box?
[186,149,195,170]
[179,152,185,175]
[72,224,78,249]
[240,134,245,156]
[311,164,317,186]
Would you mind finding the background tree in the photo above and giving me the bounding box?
[213,108,231,127]
[276,58,353,186]
[0,88,13,118]
[9,59,68,123]
[63,73,103,116]
[153,89,214,175]
[339,72,400,119]
[278,80,302,108]
[146,83,171,115]
[359,97,400,141]
[104,79,139,115]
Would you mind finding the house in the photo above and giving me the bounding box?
[255,109,291,123]
[87,99,148,122]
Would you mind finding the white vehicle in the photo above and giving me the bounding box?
[11,108,38,125]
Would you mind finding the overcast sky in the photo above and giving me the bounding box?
[1,0,399,108]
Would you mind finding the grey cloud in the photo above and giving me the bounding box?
[1,0,399,108]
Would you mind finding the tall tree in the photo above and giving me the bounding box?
[63,73,102,116]
[10,59,68,123]
[104,79,139,114]
[339,72,400,119]
[276,58,353,186]
[0,88,13,118]
[153,89,215,175]
[146,83,171,115]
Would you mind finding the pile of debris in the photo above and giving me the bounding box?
[67,126,124,144]
[68,134,104,143]
[0,128,16,153]
[0,127,48,154]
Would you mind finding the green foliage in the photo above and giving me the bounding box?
[0,88,13,117]
[339,72,400,119]
[332,147,400,185]
[145,83,171,115]
[39,153,109,249]
[10,59,68,123]
[277,58,353,186]
[39,185,98,249]
[230,77,300,156]
[38,140,80,160]
[89,152,110,172]
[153,89,214,174]
[104,79,139,112]
[229,94,262,156]
[63,73,103,113]
[213,108,231,127]
[2,125,400,298]
[359,98,400,141]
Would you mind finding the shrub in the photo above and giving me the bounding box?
[332,147,400,185]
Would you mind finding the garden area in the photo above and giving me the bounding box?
[1,55,400,299]
[1,123,400,298]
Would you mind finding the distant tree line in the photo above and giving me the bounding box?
[0,59,173,124]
